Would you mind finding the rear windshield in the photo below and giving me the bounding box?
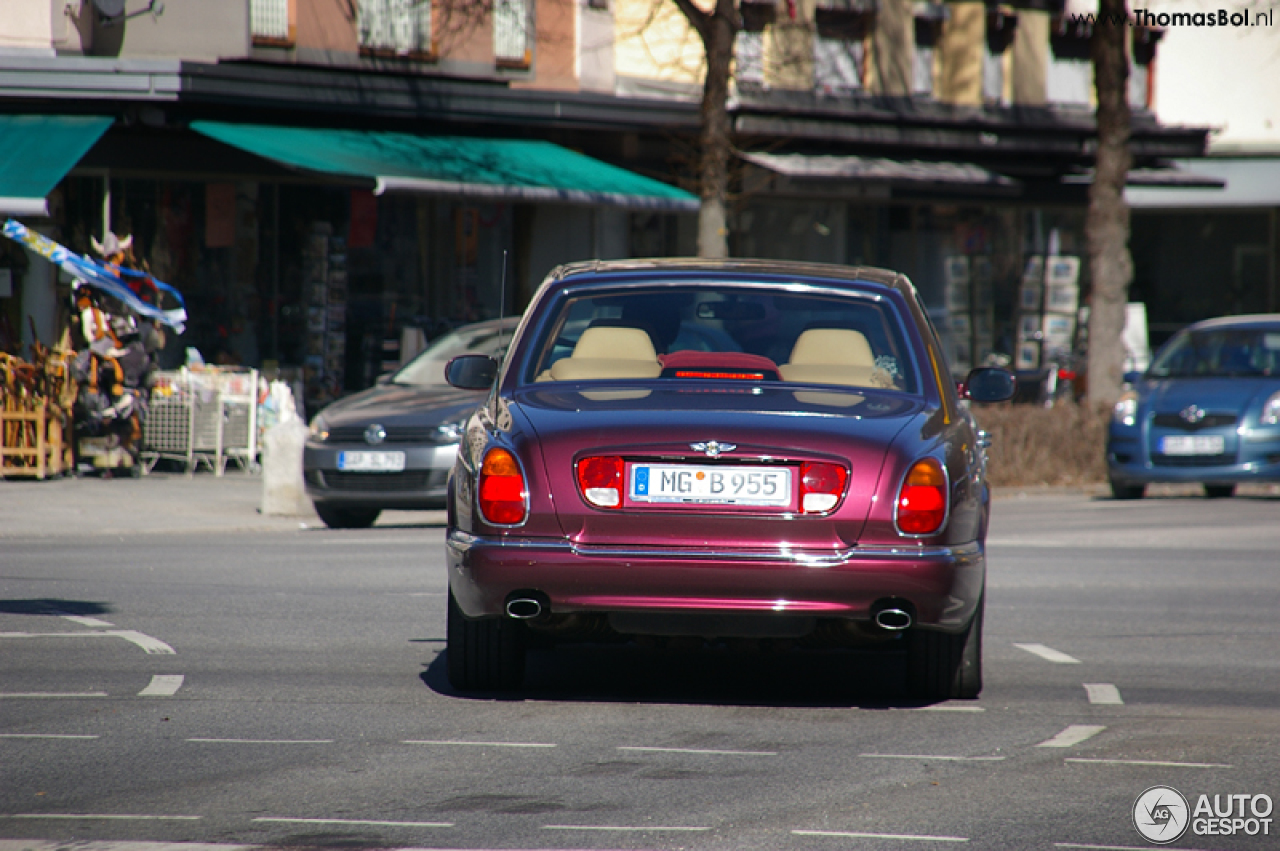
[1148,326,1280,378]
[523,284,919,394]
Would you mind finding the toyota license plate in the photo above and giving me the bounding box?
[629,464,791,506]
[338,451,406,472]
[1160,435,1225,456]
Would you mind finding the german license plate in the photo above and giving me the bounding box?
[338,451,406,472]
[1160,434,1225,456]
[629,464,791,506]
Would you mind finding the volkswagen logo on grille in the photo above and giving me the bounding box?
[1179,405,1207,424]
[364,424,388,445]
[691,440,736,458]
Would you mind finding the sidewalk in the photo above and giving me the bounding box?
[0,470,312,538]
[0,469,450,538]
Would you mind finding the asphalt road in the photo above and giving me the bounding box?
[1,483,1278,851]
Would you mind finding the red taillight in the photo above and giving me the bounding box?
[577,455,624,509]
[478,448,527,525]
[799,461,848,513]
[897,458,947,535]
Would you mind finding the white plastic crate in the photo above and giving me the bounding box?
[142,368,260,475]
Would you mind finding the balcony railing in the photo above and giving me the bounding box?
[251,0,292,44]
[359,0,433,57]
[493,0,530,67]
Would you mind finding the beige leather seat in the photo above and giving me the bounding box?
[779,328,895,389]
[546,325,662,381]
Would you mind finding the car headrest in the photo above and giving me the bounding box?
[787,328,875,368]
[571,326,659,362]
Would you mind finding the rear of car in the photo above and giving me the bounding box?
[1107,315,1280,499]
[444,260,1012,699]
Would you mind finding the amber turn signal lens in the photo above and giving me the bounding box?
[479,448,527,525]
[896,458,947,535]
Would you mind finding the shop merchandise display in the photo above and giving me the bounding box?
[2,219,186,476]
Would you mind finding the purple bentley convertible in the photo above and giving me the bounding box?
[443,259,1014,699]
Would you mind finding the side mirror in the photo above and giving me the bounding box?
[375,372,394,386]
[1123,370,1142,385]
[962,367,1016,403]
[445,354,499,390]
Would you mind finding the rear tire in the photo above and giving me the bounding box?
[314,505,380,529]
[447,588,526,691]
[1109,479,1145,500]
[1204,484,1236,499]
[907,596,983,700]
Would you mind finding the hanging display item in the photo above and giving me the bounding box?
[2,219,187,332]
[1,219,189,477]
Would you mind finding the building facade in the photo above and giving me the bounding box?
[0,0,1209,408]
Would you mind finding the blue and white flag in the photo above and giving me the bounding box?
[3,218,187,333]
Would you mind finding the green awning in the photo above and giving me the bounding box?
[0,116,113,216]
[191,121,698,212]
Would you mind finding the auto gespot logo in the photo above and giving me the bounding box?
[1133,785,1274,844]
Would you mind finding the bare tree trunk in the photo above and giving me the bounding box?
[1085,0,1133,406]
[671,0,738,258]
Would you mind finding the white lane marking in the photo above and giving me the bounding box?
[111,630,177,654]
[908,705,986,712]
[403,739,556,748]
[543,824,711,832]
[1015,643,1082,664]
[0,733,98,739]
[188,738,334,744]
[1065,757,1232,768]
[252,817,452,828]
[0,692,108,699]
[618,746,777,756]
[10,814,201,821]
[1084,683,1124,705]
[794,829,969,842]
[1037,725,1107,748]
[59,615,115,627]
[0,630,175,654]
[860,753,1004,762]
[139,675,185,697]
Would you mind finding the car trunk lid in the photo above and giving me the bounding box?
[510,384,921,549]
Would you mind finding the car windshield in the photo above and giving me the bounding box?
[524,284,919,393]
[391,323,512,387]
[1148,326,1280,378]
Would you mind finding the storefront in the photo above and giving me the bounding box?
[12,121,696,415]
[734,155,1092,379]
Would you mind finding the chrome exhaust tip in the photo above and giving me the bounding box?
[873,607,913,631]
[505,597,544,620]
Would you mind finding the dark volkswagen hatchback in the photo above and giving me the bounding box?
[303,317,518,528]
[443,259,1014,699]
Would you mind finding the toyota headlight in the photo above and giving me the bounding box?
[1263,390,1280,426]
[308,414,330,442]
[1113,390,1139,427]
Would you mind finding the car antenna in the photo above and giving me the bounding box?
[494,249,512,370]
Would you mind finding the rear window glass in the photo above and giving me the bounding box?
[523,284,919,394]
